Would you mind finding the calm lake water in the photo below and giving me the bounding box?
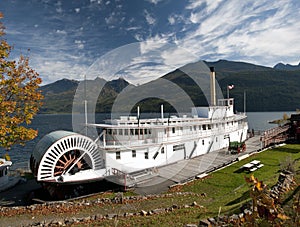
[0,111,296,164]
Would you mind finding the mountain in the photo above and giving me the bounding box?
[41,78,79,94]
[205,59,273,73]
[39,59,300,113]
[206,60,300,111]
[106,77,130,93]
[40,77,130,113]
[274,62,300,71]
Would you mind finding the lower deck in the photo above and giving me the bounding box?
[103,126,247,174]
[106,135,262,193]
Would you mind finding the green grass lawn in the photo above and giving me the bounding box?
[97,144,300,226]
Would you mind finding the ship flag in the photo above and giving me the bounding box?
[228,84,234,90]
[227,84,234,99]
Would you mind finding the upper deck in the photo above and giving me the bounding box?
[89,98,248,149]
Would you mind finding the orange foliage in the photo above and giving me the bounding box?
[0,13,43,150]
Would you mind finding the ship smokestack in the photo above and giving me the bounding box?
[209,67,216,106]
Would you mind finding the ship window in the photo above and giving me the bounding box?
[190,126,192,131]
[202,140,204,145]
[116,151,121,160]
[172,127,175,133]
[203,125,206,130]
[216,137,218,142]
[153,151,159,159]
[145,152,149,159]
[112,129,117,135]
[199,125,201,130]
[208,125,211,130]
[164,129,167,134]
[135,129,139,135]
[148,129,152,134]
[130,129,134,135]
[194,125,196,131]
[107,129,112,135]
[132,150,136,158]
[118,129,123,135]
[124,129,128,135]
[140,129,143,135]
[161,147,165,154]
[173,144,185,151]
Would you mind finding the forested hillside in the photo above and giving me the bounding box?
[40,60,300,113]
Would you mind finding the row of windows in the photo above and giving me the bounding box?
[173,144,185,151]
[106,128,152,136]
[115,147,166,160]
[107,120,242,137]
[115,136,221,159]
[164,122,234,134]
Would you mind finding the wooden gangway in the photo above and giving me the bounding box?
[260,125,289,147]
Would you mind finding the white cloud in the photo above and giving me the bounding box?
[56,29,67,35]
[168,15,176,25]
[161,47,198,66]
[4,28,23,35]
[4,0,300,86]
[139,35,168,54]
[146,0,163,5]
[75,40,85,50]
[56,7,63,14]
[179,0,300,66]
[117,63,172,85]
[144,10,156,25]
[31,54,89,85]
[125,26,141,31]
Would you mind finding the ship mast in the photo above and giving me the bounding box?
[209,67,216,106]
[84,74,88,136]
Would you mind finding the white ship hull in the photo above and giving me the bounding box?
[102,118,247,174]
[30,98,248,185]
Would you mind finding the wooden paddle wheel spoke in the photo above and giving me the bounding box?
[54,150,85,177]
[76,161,83,169]
[54,170,63,176]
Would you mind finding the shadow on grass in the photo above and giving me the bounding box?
[225,190,250,206]
[274,147,300,154]
[234,169,246,174]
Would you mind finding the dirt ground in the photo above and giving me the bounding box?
[0,179,42,207]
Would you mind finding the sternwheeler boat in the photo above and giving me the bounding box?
[30,67,248,195]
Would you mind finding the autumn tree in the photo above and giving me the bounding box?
[0,13,43,150]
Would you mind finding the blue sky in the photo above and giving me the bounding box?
[1,0,299,84]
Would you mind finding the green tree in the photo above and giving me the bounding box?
[0,13,43,150]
